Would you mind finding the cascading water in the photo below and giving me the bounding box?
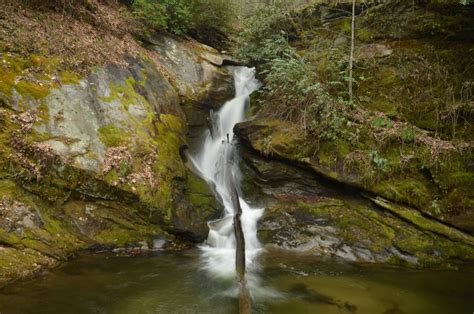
[189,67,263,287]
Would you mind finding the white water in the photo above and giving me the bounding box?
[189,67,264,283]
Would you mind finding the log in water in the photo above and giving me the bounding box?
[228,173,251,313]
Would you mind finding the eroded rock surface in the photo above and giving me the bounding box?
[0,34,228,285]
[239,147,474,268]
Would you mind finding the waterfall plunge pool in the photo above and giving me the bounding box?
[0,249,473,314]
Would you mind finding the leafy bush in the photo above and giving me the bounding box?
[131,0,167,35]
[369,150,388,172]
[187,0,235,49]
[236,6,349,141]
[132,0,192,35]
[191,0,234,34]
[131,0,234,38]
[236,6,293,63]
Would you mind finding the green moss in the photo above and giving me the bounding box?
[93,228,135,246]
[373,197,474,247]
[340,18,351,35]
[159,113,184,134]
[101,76,144,110]
[36,102,50,122]
[371,116,394,128]
[104,168,119,183]
[444,171,474,187]
[0,69,16,96]
[0,229,23,246]
[15,81,50,99]
[369,99,397,113]
[317,142,336,166]
[98,124,131,147]
[373,177,432,209]
[59,70,80,85]
[30,55,47,67]
[252,120,305,158]
[40,215,84,250]
[0,179,19,198]
[335,139,351,157]
[0,247,56,285]
[93,216,162,247]
[400,126,415,143]
[379,68,397,86]
[185,171,218,212]
[357,28,374,42]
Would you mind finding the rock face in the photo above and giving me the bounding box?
[151,34,234,108]
[235,119,474,235]
[236,133,474,268]
[0,34,229,285]
[149,34,236,145]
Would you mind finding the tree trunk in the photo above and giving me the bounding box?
[228,172,251,314]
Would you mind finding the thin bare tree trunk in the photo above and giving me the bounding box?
[349,0,355,102]
[228,173,251,314]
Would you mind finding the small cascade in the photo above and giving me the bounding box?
[189,67,263,289]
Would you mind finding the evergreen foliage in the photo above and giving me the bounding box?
[236,6,350,141]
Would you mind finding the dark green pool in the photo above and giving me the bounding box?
[0,249,473,314]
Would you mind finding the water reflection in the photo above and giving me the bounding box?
[0,250,473,314]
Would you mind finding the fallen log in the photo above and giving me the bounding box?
[228,172,251,314]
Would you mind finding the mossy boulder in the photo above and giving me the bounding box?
[239,148,474,268]
[0,32,236,285]
[169,171,223,242]
[235,118,474,236]
[259,196,474,268]
[151,34,234,111]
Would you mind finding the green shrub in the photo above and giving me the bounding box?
[400,126,415,143]
[370,150,389,172]
[236,6,349,142]
[236,6,293,63]
[163,0,193,35]
[191,0,234,34]
[131,0,167,35]
[131,0,233,38]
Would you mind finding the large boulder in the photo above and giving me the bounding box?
[151,34,234,108]
[0,34,231,285]
[239,147,474,268]
[150,34,236,145]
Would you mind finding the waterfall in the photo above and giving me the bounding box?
[190,67,263,284]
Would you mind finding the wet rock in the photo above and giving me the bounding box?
[34,56,183,173]
[235,118,474,235]
[170,171,223,242]
[239,146,474,267]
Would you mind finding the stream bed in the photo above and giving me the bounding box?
[1,249,473,314]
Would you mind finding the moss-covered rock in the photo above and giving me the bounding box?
[151,34,234,108]
[239,2,473,238]
[0,31,236,285]
[244,150,474,269]
[235,116,474,236]
[168,170,223,242]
